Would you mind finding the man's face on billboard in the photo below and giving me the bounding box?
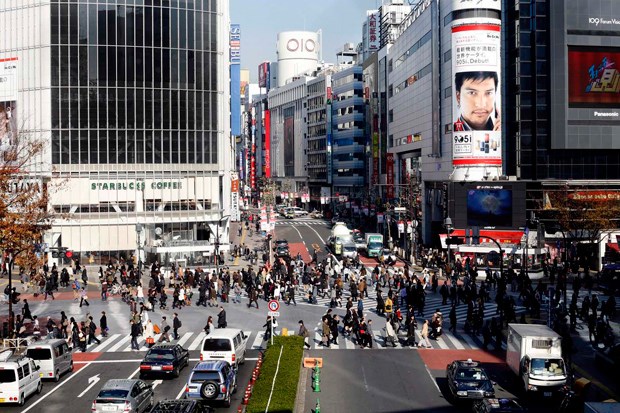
[456,77,496,130]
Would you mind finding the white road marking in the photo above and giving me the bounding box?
[188,332,206,350]
[460,333,480,350]
[177,332,193,347]
[443,331,465,350]
[90,333,122,352]
[107,335,131,352]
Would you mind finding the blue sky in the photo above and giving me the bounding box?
[230,0,381,82]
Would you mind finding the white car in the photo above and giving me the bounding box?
[342,242,358,259]
[0,351,42,406]
[286,207,308,217]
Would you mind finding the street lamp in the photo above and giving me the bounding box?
[444,216,453,273]
[214,214,231,277]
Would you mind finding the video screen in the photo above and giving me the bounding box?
[466,189,513,227]
[568,47,620,108]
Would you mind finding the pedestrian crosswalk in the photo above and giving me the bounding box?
[290,285,526,328]
[81,317,507,353]
[274,220,328,226]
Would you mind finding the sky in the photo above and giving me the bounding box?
[230,0,382,82]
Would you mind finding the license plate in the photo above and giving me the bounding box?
[151,366,162,371]
[544,392,552,397]
[0,398,5,403]
[102,406,117,411]
[39,373,43,377]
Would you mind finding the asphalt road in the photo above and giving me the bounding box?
[4,349,261,413]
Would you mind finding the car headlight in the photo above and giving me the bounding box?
[528,384,538,391]
[457,391,467,396]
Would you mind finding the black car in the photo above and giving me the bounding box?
[149,399,214,413]
[472,398,526,413]
[140,344,189,378]
[275,245,290,257]
[446,359,495,400]
[273,239,289,250]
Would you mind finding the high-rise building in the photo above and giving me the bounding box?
[0,0,233,266]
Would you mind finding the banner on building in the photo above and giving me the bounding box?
[386,152,394,199]
[451,17,502,167]
[258,61,270,89]
[367,11,379,51]
[0,57,18,163]
[264,109,271,177]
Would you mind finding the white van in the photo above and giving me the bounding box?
[286,207,308,217]
[199,328,248,370]
[0,351,42,406]
[26,339,73,382]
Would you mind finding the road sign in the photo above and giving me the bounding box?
[268,300,280,312]
[268,311,280,317]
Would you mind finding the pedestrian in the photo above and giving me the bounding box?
[263,316,274,343]
[406,314,417,347]
[172,312,182,340]
[217,306,227,328]
[79,287,90,307]
[144,320,155,348]
[158,316,171,342]
[385,316,397,347]
[130,319,141,350]
[78,326,87,352]
[420,320,432,348]
[449,304,457,333]
[298,320,311,349]
[204,316,214,335]
[88,316,101,345]
[100,311,108,337]
[22,299,32,320]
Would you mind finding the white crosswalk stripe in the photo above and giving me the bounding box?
[79,323,499,353]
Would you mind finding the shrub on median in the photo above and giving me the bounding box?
[246,335,304,413]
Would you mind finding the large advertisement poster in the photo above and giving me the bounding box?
[0,57,18,162]
[283,108,294,174]
[568,47,620,108]
[264,110,271,178]
[258,61,270,89]
[451,19,502,167]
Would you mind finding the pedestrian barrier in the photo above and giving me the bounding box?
[303,357,323,368]
[314,398,321,413]
[312,359,321,393]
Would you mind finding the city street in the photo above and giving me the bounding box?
[2,217,619,411]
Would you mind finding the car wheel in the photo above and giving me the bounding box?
[173,366,180,378]
[70,361,74,371]
[36,381,42,394]
[18,393,25,406]
[240,351,246,364]
[232,378,238,394]
[54,369,60,382]
[224,392,231,408]
[200,381,219,400]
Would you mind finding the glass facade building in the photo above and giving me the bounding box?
[0,0,233,266]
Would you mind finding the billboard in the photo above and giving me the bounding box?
[283,108,295,174]
[258,61,270,89]
[568,47,620,108]
[229,24,240,64]
[264,109,271,178]
[0,57,18,162]
[452,182,526,230]
[366,11,379,52]
[451,18,502,167]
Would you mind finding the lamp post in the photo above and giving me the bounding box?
[444,217,453,274]
[214,215,231,277]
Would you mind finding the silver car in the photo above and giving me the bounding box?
[91,379,154,413]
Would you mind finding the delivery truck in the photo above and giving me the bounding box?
[506,324,567,397]
[365,233,384,258]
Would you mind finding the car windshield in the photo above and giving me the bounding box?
[191,371,221,383]
[145,350,174,360]
[97,389,129,399]
[344,245,356,252]
[369,242,382,249]
[530,358,565,376]
[457,367,488,380]
[0,369,16,383]
[26,348,52,360]
[203,339,232,351]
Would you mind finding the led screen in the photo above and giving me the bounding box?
[568,47,620,108]
[466,188,513,227]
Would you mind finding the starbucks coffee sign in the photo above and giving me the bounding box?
[91,181,183,191]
